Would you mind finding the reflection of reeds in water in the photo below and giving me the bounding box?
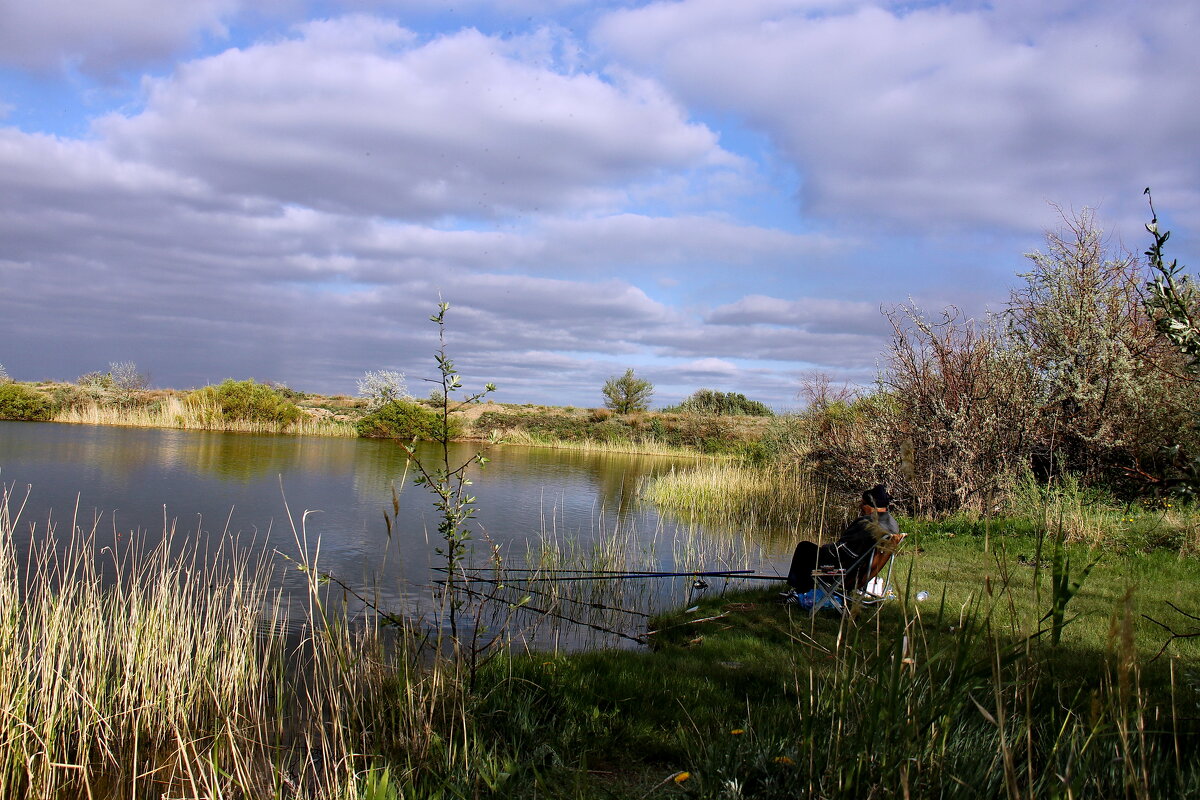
[55,397,357,437]
[457,501,773,650]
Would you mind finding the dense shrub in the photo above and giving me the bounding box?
[0,384,53,421]
[473,409,752,454]
[787,209,1200,514]
[187,380,302,429]
[668,389,773,416]
[357,399,458,440]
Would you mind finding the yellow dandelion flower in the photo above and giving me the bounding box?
[730,729,745,735]
[673,771,691,784]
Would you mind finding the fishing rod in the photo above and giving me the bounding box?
[444,566,756,576]
[449,580,647,645]
[434,567,756,582]
[433,574,652,619]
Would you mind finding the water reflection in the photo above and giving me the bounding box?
[0,421,792,645]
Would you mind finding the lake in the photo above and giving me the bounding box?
[0,420,794,645]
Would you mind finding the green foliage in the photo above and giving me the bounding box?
[395,301,497,649]
[667,388,774,417]
[357,399,457,440]
[1144,189,1200,371]
[602,368,653,414]
[473,408,752,454]
[187,379,301,429]
[0,383,53,421]
[1142,189,1200,499]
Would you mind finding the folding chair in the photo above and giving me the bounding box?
[786,533,904,613]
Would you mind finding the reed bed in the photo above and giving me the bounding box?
[54,397,357,437]
[0,483,458,799]
[0,483,286,797]
[640,461,837,536]
[488,427,712,458]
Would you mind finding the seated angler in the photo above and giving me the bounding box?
[786,484,903,596]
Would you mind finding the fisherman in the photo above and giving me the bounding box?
[837,484,899,554]
[786,483,902,596]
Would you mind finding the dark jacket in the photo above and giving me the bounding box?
[837,511,899,556]
[786,512,899,592]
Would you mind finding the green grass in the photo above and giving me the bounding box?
[443,525,1200,798]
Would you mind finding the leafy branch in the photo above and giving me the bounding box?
[394,302,496,648]
[1143,188,1200,373]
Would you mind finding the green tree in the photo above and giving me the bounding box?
[601,368,653,414]
[1142,189,1200,497]
[395,302,496,650]
[1144,189,1200,371]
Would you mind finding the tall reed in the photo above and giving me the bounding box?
[640,462,833,535]
[490,427,711,458]
[0,483,452,799]
[54,397,357,437]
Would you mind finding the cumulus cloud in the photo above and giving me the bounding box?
[0,0,239,74]
[96,17,732,219]
[595,0,1200,232]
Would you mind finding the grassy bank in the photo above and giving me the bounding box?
[452,525,1200,798]
[3,380,773,455]
[471,405,771,457]
[54,394,359,436]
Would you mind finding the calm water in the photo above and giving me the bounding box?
[0,421,792,644]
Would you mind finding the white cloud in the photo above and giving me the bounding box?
[95,18,732,220]
[0,0,239,74]
[595,0,1200,232]
[707,294,886,335]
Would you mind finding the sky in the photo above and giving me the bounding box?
[1,0,1197,410]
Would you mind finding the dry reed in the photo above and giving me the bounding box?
[54,397,357,437]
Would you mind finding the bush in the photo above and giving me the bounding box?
[0,384,53,421]
[357,399,459,440]
[668,389,773,416]
[77,371,114,389]
[357,370,410,409]
[187,380,302,429]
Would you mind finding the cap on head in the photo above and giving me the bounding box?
[862,484,892,509]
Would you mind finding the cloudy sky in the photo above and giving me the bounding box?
[2,0,1197,409]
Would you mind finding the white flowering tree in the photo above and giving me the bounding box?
[357,369,410,409]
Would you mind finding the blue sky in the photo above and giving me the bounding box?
[2,0,1198,409]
